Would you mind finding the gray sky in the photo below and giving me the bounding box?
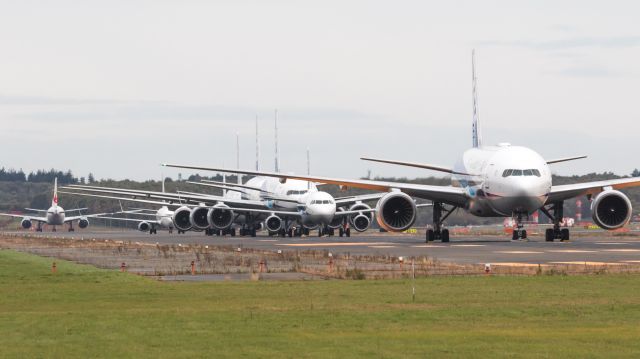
[1,0,639,181]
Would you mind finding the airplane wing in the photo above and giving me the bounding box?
[63,185,268,209]
[0,213,48,222]
[64,209,141,223]
[223,207,303,218]
[548,177,640,203]
[334,193,387,207]
[93,216,161,225]
[162,164,469,207]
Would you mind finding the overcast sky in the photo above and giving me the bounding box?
[1,0,639,181]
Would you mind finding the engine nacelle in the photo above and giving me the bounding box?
[21,218,32,229]
[265,215,283,232]
[207,204,234,230]
[189,206,210,230]
[78,217,89,229]
[349,203,373,228]
[591,190,632,230]
[172,206,193,232]
[351,214,371,232]
[138,221,151,232]
[375,192,417,232]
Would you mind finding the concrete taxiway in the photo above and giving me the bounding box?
[5,230,640,267]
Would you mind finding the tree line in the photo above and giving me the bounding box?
[0,168,98,184]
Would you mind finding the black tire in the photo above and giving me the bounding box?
[521,230,527,240]
[512,230,518,240]
[561,228,570,241]
[442,229,450,243]
[339,228,344,237]
[230,228,236,237]
[346,228,351,237]
[545,229,554,242]
[427,229,435,242]
[251,229,257,237]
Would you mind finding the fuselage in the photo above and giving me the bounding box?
[45,204,65,225]
[453,144,551,217]
[156,206,174,228]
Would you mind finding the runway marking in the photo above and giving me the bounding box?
[488,262,546,267]
[276,242,392,247]
[602,249,640,252]
[369,245,396,249]
[496,251,544,254]
[451,244,486,247]
[550,261,625,266]
[258,239,279,242]
[411,245,446,248]
[548,250,597,253]
[595,242,630,245]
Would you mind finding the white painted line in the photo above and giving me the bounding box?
[258,239,279,242]
[451,244,486,247]
[276,242,392,247]
[496,251,544,254]
[547,250,597,253]
[487,262,546,267]
[550,261,625,266]
[411,245,445,248]
[602,249,640,252]
[595,242,630,245]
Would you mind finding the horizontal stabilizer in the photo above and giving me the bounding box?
[546,155,588,164]
[360,157,476,176]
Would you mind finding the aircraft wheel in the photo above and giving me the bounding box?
[521,230,527,240]
[512,230,519,241]
[545,228,554,242]
[230,228,236,237]
[561,228,570,241]
[345,228,351,237]
[427,229,435,242]
[251,229,257,237]
[441,229,450,243]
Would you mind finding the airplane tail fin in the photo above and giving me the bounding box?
[52,177,59,206]
[472,49,482,148]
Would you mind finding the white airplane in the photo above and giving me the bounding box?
[0,178,120,232]
[163,51,640,242]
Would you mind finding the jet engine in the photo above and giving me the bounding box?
[265,215,283,232]
[172,206,193,232]
[207,204,234,230]
[21,218,32,229]
[351,214,371,232]
[591,190,632,230]
[375,192,417,232]
[78,217,89,229]
[349,203,373,228]
[138,221,151,232]
[189,206,210,230]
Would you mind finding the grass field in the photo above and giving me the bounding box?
[1,250,639,358]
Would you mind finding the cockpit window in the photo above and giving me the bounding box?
[503,169,541,177]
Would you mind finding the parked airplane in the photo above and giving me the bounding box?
[163,51,640,242]
[0,178,122,232]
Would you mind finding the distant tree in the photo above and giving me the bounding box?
[632,169,640,177]
[88,173,95,183]
[79,177,86,184]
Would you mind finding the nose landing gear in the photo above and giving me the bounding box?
[540,201,570,241]
[512,212,528,240]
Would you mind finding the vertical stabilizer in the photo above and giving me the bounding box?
[274,109,280,172]
[306,148,311,190]
[52,177,58,206]
[255,116,260,171]
[472,49,482,148]
[161,174,165,193]
[236,132,241,185]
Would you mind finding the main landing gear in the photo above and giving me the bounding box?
[512,212,527,240]
[426,202,456,243]
[68,223,75,232]
[149,227,157,234]
[540,201,570,242]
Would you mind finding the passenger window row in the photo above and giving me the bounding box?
[286,190,308,195]
[502,169,541,177]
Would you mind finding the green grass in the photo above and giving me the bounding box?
[1,250,639,358]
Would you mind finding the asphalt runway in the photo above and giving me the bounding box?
[5,229,640,266]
